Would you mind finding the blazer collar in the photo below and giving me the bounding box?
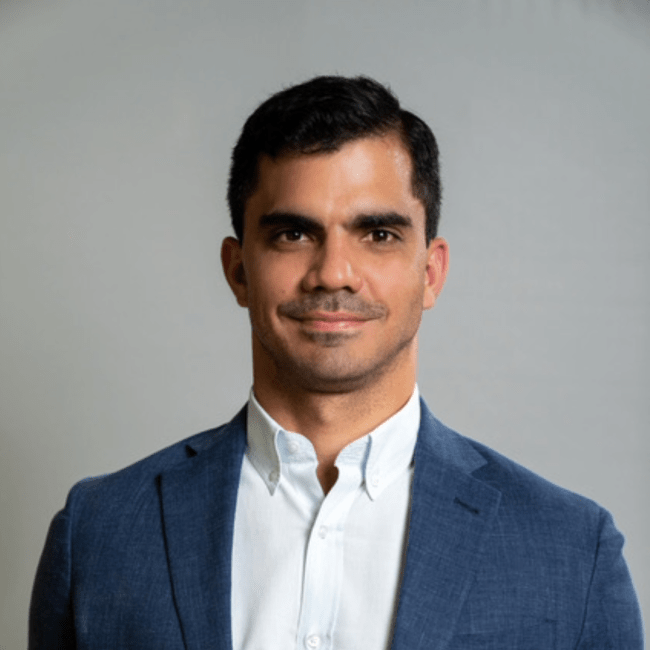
[391,400,502,650]
[159,407,247,650]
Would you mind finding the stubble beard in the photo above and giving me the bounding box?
[254,317,421,395]
[251,289,424,394]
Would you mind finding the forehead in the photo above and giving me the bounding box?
[244,134,424,229]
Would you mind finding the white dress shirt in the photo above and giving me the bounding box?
[231,386,420,650]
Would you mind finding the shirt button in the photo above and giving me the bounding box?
[287,440,299,454]
[370,470,380,488]
[268,470,279,483]
[318,525,328,539]
[306,635,321,649]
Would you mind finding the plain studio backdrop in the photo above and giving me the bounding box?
[1,0,648,646]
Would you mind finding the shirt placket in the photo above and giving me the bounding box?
[294,444,366,650]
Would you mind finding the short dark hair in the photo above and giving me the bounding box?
[227,75,442,243]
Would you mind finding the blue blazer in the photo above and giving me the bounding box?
[30,401,643,649]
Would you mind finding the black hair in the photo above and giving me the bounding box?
[227,75,441,243]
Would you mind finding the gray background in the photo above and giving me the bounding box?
[1,0,649,647]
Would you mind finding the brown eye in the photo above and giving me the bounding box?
[277,230,306,242]
[370,229,396,243]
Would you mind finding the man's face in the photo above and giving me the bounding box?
[222,133,448,393]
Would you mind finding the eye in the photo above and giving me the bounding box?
[367,229,399,243]
[275,229,307,243]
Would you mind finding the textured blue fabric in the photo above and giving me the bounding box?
[30,401,643,649]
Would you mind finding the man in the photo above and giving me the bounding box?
[30,76,643,649]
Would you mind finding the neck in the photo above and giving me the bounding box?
[252,343,417,493]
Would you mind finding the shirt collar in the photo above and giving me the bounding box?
[246,385,421,500]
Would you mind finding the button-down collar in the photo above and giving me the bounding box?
[246,385,420,500]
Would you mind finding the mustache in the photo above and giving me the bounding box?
[278,293,386,320]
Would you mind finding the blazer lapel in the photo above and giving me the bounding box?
[391,403,502,650]
[159,408,247,650]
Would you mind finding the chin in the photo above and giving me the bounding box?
[280,348,405,395]
[287,369,376,394]
[255,327,417,394]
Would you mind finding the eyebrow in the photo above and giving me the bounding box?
[258,212,325,235]
[351,212,413,230]
[258,211,413,234]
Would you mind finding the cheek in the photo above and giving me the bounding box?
[369,257,424,300]
[246,255,304,307]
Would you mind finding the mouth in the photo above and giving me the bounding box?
[297,312,371,332]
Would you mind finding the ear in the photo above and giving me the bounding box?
[422,237,449,310]
[221,237,248,307]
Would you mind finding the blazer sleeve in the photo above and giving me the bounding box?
[29,494,76,650]
[576,509,644,649]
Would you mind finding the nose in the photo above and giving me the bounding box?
[301,235,363,294]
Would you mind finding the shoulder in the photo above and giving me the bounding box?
[417,402,605,533]
[415,403,643,645]
[466,434,606,536]
[64,406,247,514]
